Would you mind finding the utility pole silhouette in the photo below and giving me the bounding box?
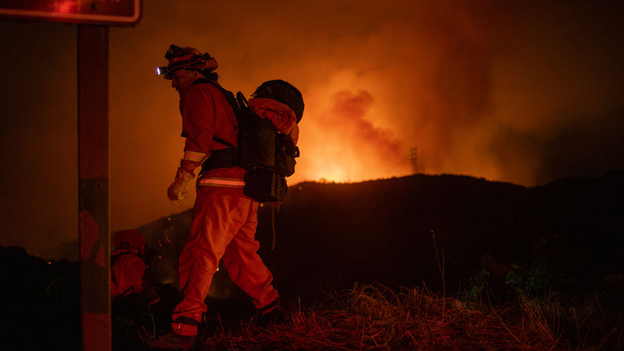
[410,147,420,174]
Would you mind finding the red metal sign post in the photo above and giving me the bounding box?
[78,24,111,351]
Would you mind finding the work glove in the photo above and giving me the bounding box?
[167,167,195,206]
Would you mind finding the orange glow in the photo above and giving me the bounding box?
[54,1,76,14]
[102,0,624,247]
[2,0,623,263]
[287,71,414,184]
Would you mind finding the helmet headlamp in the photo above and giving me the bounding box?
[156,66,168,76]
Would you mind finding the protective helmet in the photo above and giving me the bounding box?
[112,229,145,254]
[157,44,218,79]
[252,80,304,123]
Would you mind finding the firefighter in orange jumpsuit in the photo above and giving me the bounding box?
[111,229,159,350]
[147,45,283,350]
[110,229,159,304]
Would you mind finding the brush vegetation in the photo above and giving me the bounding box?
[195,283,623,351]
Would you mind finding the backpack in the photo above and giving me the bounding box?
[196,79,300,202]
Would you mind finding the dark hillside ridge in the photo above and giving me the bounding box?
[270,174,534,301]
[2,171,621,350]
[140,171,624,303]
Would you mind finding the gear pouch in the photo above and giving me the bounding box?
[244,169,288,202]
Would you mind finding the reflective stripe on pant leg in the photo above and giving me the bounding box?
[222,201,279,310]
[172,187,254,331]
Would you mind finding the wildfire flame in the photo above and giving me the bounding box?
[289,71,414,184]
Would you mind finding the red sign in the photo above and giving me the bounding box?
[0,0,142,26]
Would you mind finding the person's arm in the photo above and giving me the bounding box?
[167,85,216,204]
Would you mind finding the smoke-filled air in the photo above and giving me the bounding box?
[1,0,623,260]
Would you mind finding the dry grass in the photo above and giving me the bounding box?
[194,283,623,351]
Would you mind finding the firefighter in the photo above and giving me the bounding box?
[111,230,159,350]
[147,45,282,350]
[110,229,159,305]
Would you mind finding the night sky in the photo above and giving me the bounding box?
[1,0,623,260]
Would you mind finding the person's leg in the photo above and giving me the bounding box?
[221,203,279,311]
[176,190,214,300]
[171,187,254,335]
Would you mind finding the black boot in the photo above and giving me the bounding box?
[256,299,286,326]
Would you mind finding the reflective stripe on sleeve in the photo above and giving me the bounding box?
[183,151,208,163]
[198,177,245,188]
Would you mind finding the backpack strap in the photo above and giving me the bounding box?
[192,78,240,116]
[212,136,235,149]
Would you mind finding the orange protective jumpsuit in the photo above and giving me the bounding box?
[110,230,159,304]
[171,81,279,336]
